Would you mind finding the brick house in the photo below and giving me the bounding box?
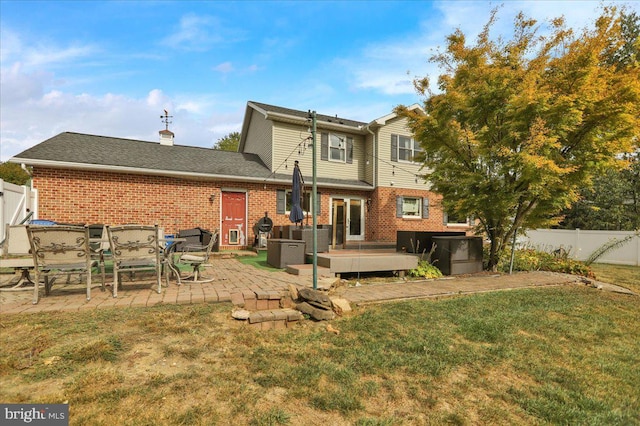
[10,101,472,250]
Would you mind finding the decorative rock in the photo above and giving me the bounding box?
[298,288,332,308]
[296,301,335,321]
[231,309,251,320]
[330,298,352,316]
[288,284,300,301]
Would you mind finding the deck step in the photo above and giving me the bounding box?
[286,264,334,277]
[318,252,418,274]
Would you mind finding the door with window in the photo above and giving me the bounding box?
[221,191,246,246]
[331,197,364,248]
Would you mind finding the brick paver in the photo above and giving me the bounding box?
[0,257,601,315]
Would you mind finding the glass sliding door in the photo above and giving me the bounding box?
[348,199,364,240]
[331,197,365,247]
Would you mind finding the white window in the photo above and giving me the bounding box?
[446,211,469,225]
[329,134,346,162]
[395,135,423,163]
[286,190,312,214]
[402,197,422,217]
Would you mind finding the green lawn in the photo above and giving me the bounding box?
[1,274,638,425]
[591,263,640,294]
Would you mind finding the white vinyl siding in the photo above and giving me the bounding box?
[242,109,274,170]
[376,116,429,190]
[273,122,365,180]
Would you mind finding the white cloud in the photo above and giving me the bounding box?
[214,62,234,73]
[0,86,233,161]
[161,13,246,51]
[344,1,632,98]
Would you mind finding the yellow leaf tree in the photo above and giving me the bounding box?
[400,7,640,270]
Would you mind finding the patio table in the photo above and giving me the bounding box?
[0,258,35,291]
[161,237,186,285]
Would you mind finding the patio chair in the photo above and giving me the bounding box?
[177,229,218,283]
[26,225,105,304]
[106,224,162,297]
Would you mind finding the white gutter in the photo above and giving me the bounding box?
[12,158,372,191]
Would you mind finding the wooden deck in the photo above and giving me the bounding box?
[286,248,418,276]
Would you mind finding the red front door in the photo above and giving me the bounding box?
[221,191,247,246]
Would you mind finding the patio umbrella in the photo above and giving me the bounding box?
[289,160,305,225]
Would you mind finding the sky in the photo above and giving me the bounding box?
[1,0,637,162]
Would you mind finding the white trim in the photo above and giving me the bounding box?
[328,133,347,163]
[400,196,422,219]
[329,196,366,241]
[371,103,424,126]
[220,189,248,247]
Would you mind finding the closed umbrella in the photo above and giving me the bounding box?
[289,160,305,225]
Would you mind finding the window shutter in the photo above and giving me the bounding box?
[443,211,448,225]
[346,137,353,164]
[396,196,403,218]
[422,198,430,219]
[391,134,398,162]
[276,189,286,214]
[321,133,328,161]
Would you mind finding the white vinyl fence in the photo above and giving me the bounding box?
[522,229,640,266]
[1,179,38,250]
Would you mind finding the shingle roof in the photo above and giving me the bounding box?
[249,101,367,129]
[12,132,374,189]
[13,132,272,178]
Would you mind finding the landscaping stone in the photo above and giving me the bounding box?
[330,297,352,315]
[296,301,335,321]
[231,309,251,320]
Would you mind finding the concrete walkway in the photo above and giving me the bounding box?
[0,257,631,315]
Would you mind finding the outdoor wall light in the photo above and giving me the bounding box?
[209,194,215,202]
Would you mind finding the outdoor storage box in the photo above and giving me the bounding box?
[396,231,466,253]
[177,228,215,251]
[291,227,330,253]
[432,236,483,275]
[267,239,306,268]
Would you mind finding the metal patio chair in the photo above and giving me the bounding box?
[106,224,162,297]
[27,225,105,304]
[177,229,218,283]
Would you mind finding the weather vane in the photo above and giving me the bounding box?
[160,109,173,131]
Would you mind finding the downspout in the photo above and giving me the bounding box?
[365,126,377,189]
[21,163,35,220]
[365,126,377,242]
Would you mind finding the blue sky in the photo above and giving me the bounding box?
[1,0,636,162]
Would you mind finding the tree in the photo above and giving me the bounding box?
[0,162,30,185]
[213,132,240,151]
[559,154,640,230]
[399,7,640,270]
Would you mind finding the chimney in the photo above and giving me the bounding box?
[159,109,174,146]
[159,129,175,146]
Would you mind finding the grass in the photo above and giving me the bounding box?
[591,263,640,294]
[237,250,285,272]
[1,263,639,425]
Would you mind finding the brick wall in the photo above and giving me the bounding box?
[32,167,470,247]
[368,186,465,242]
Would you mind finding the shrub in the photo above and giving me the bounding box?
[409,260,443,279]
[498,248,593,277]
